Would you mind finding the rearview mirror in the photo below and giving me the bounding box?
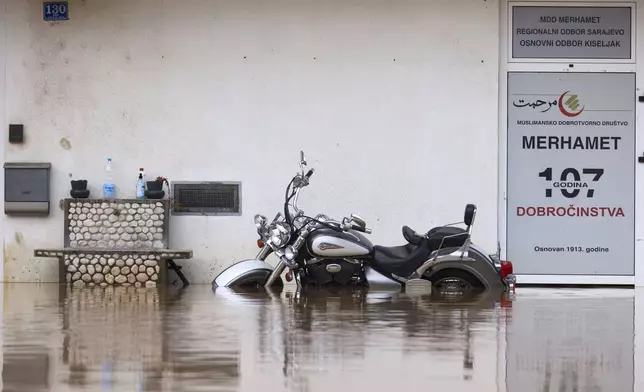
[300,151,307,167]
[351,214,366,227]
[464,204,477,226]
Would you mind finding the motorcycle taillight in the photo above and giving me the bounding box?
[257,239,264,248]
[500,260,513,279]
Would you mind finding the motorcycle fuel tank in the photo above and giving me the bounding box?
[307,228,373,258]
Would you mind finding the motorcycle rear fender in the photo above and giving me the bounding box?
[212,259,276,288]
[424,243,504,290]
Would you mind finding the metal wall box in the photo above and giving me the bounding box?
[171,181,242,216]
[4,162,52,215]
[8,124,24,144]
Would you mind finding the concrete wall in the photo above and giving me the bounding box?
[0,0,6,286]
[2,0,500,283]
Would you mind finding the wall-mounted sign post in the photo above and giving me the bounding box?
[511,5,632,60]
[43,1,69,22]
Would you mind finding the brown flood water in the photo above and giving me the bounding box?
[0,284,638,392]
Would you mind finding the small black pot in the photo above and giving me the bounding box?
[70,189,90,199]
[146,181,163,191]
[71,180,88,190]
[145,190,165,200]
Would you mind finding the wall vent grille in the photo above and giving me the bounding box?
[171,182,241,216]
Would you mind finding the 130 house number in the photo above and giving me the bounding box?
[45,3,66,16]
[538,167,604,198]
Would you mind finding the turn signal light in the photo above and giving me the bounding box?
[500,260,513,279]
[257,239,264,248]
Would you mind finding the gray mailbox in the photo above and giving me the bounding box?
[4,162,51,215]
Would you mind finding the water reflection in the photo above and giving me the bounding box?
[503,289,635,392]
[217,286,511,392]
[0,284,637,392]
[61,286,164,389]
[2,350,50,392]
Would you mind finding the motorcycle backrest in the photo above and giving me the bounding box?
[464,204,477,226]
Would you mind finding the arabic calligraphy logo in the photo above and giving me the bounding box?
[558,91,585,117]
[513,98,557,113]
[512,91,585,117]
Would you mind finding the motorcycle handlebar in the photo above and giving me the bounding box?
[305,169,314,179]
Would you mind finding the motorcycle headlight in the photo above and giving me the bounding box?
[254,214,267,229]
[268,222,291,248]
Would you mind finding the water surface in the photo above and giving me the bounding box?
[0,284,638,391]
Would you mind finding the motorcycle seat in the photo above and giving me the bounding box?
[372,239,432,278]
[402,225,468,248]
[402,226,424,246]
[426,226,468,250]
[371,226,470,278]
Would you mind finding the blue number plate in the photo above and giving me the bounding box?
[44,1,69,21]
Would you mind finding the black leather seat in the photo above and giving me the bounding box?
[372,240,431,277]
[403,225,468,249]
[426,226,468,250]
[402,225,424,245]
[371,225,469,278]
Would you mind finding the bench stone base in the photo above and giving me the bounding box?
[35,249,192,287]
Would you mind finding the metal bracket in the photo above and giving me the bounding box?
[168,259,189,286]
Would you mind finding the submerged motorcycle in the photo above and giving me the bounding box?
[213,152,516,294]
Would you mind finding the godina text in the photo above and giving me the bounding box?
[516,205,625,217]
[523,136,621,150]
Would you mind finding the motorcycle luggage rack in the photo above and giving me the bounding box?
[428,230,470,260]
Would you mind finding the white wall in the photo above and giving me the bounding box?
[635,1,644,287]
[0,0,6,284]
[3,0,500,283]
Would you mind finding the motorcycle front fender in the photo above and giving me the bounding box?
[212,259,280,288]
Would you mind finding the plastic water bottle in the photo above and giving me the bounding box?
[103,158,116,199]
[136,169,145,199]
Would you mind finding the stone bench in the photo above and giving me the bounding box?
[35,198,193,287]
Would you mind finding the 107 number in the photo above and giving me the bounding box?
[538,167,604,199]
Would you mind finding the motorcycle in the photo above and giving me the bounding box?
[212,151,516,294]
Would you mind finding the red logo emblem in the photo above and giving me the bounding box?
[558,91,585,117]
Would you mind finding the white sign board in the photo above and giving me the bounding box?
[506,72,635,275]
[512,5,632,59]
